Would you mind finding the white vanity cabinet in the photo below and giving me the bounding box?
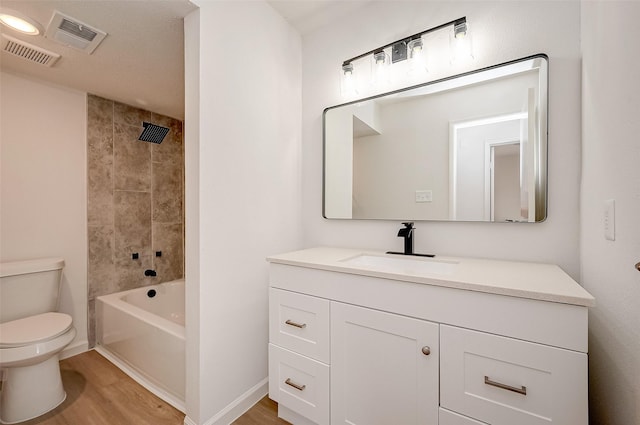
[267,247,595,425]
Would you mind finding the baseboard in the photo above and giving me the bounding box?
[60,340,88,360]
[183,378,268,425]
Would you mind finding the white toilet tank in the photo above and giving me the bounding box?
[0,258,65,323]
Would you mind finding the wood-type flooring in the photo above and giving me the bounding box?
[10,350,288,425]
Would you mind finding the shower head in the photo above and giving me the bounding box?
[138,122,169,144]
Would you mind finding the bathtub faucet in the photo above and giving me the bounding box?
[144,269,157,277]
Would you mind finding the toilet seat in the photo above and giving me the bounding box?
[0,313,73,348]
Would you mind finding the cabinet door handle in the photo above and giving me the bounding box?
[285,319,307,329]
[635,262,640,272]
[285,378,306,391]
[421,346,431,356]
[484,376,527,395]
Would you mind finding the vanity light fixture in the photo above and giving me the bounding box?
[0,9,43,36]
[340,17,470,95]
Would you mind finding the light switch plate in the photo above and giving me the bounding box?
[604,199,615,241]
[415,190,432,203]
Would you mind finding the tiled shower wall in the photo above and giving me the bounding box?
[87,95,184,346]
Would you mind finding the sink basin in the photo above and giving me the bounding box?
[342,254,458,276]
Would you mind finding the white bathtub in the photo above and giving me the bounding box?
[96,279,185,411]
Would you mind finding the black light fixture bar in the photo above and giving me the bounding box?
[341,17,466,67]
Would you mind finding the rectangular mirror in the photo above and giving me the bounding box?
[323,54,548,222]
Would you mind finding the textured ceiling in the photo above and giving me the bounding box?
[0,1,368,120]
[267,1,370,35]
[0,0,196,120]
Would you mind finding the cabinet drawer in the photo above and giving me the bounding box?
[440,325,588,425]
[439,408,488,425]
[269,344,329,425]
[269,288,330,363]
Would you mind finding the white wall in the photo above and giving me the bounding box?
[580,3,640,424]
[302,1,582,278]
[184,1,302,423]
[0,71,88,355]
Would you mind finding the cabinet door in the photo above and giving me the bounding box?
[331,302,439,425]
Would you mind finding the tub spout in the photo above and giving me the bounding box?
[144,269,157,277]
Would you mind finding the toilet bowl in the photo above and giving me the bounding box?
[0,313,76,424]
[0,258,75,424]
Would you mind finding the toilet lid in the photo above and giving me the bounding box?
[0,312,73,348]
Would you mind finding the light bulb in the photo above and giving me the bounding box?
[341,63,356,97]
[454,21,467,39]
[450,22,473,64]
[407,38,427,77]
[0,11,42,35]
[371,51,390,87]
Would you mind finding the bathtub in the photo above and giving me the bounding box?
[96,279,185,411]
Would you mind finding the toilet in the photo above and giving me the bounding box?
[0,258,76,424]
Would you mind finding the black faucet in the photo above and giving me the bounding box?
[144,269,157,277]
[386,222,436,257]
[397,222,414,255]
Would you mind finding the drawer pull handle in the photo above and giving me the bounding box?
[285,378,306,391]
[421,346,431,356]
[285,319,307,329]
[484,376,527,395]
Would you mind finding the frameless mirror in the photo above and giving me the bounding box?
[323,54,548,222]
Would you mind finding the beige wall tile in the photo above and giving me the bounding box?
[88,225,116,299]
[114,123,151,191]
[153,161,183,223]
[114,191,151,263]
[152,223,184,282]
[87,298,96,348]
[151,116,183,164]
[87,127,114,225]
[115,253,154,292]
[114,102,151,127]
[88,95,113,128]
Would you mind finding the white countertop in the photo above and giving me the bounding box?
[267,247,595,307]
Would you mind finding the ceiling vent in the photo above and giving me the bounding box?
[1,34,60,67]
[45,11,107,54]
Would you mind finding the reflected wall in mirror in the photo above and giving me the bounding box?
[323,54,548,222]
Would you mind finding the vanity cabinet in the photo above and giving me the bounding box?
[267,247,594,425]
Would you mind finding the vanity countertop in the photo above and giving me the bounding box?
[267,247,595,307]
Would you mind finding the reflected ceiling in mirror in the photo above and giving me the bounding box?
[323,54,548,222]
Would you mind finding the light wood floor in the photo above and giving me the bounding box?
[10,350,288,425]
